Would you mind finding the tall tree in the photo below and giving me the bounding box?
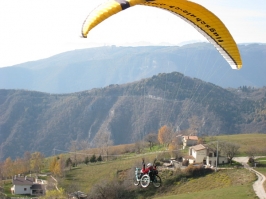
[3,157,14,178]
[23,151,31,174]
[94,131,113,161]
[65,157,72,170]
[69,141,79,167]
[90,154,97,163]
[220,141,240,164]
[49,157,57,174]
[84,156,89,165]
[30,152,45,175]
[144,133,158,150]
[158,125,175,147]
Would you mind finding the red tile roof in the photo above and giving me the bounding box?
[183,136,198,140]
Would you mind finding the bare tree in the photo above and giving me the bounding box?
[79,139,90,151]
[23,151,31,174]
[144,133,158,150]
[134,140,146,154]
[69,141,79,167]
[94,131,113,161]
[220,141,240,164]
[245,146,259,159]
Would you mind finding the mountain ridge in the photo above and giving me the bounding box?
[1,72,266,160]
[0,43,265,94]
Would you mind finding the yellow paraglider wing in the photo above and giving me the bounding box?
[81,0,242,69]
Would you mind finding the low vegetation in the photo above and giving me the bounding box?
[1,134,265,198]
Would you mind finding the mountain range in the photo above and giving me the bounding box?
[1,71,266,160]
[0,43,265,94]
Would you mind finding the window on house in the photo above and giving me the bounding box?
[24,188,27,191]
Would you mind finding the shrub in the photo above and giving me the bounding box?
[248,157,254,163]
[87,179,131,199]
[182,160,189,166]
[183,165,212,177]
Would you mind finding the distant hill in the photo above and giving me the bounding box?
[0,43,265,94]
[1,72,266,160]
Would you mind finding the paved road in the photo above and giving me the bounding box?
[233,157,266,199]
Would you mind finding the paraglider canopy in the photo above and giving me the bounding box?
[81,0,242,69]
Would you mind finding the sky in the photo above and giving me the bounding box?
[0,0,265,67]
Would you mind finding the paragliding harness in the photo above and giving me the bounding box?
[142,159,158,179]
[134,158,161,188]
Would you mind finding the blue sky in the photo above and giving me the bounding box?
[0,0,265,67]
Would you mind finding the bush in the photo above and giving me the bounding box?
[182,160,189,166]
[183,165,212,177]
[87,179,131,199]
[248,157,254,163]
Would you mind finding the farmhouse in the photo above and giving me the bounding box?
[182,135,198,149]
[11,176,45,196]
[184,144,228,166]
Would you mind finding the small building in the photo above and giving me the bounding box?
[182,136,198,149]
[11,176,45,196]
[183,144,228,167]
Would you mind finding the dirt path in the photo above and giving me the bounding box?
[233,157,266,199]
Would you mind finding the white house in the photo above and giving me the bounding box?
[182,136,198,149]
[11,176,45,196]
[184,144,228,166]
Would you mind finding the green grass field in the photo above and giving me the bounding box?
[59,153,159,193]
[7,133,260,198]
[155,185,257,199]
[207,133,266,156]
[54,133,266,198]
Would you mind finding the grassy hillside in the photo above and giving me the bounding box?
[207,133,266,155]
[55,134,266,198]
[156,185,256,199]
[57,153,257,199]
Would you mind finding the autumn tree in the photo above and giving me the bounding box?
[54,155,65,177]
[50,156,64,177]
[30,152,45,175]
[3,157,14,178]
[50,157,58,174]
[0,162,3,180]
[22,151,31,174]
[13,158,26,175]
[158,125,175,147]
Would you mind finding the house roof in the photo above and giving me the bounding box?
[191,144,206,151]
[183,136,198,140]
[13,177,34,185]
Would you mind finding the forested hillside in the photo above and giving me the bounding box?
[0,72,266,160]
